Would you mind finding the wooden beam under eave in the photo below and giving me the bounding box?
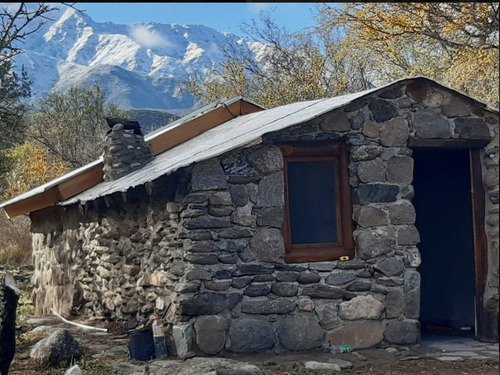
[148,100,242,156]
[58,162,104,199]
[240,100,265,115]
[3,187,63,219]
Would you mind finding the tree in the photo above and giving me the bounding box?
[0,3,59,192]
[27,85,129,168]
[0,60,30,151]
[315,3,499,107]
[1,3,57,62]
[3,141,69,200]
[184,59,255,105]
[0,3,60,144]
[184,14,375,108]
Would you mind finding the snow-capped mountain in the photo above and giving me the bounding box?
[12,6,263,112]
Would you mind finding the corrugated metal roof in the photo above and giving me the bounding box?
[60,84,391,206]
[51,76,500,206]
[2,76,497,211]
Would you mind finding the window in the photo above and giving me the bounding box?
[280,143,354,263]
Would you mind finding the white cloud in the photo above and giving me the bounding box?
[129,25,171,49]
[247,3,269,13]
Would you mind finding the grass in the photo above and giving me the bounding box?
[18,288,35,315]
[0,210,35,325]
[0,213,32,267]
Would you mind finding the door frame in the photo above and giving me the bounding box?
[469,149,491,341]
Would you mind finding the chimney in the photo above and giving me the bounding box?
[102,118,153,182]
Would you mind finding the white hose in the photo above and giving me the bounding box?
[50,308,108,333]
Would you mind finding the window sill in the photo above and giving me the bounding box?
[285,247,355,263]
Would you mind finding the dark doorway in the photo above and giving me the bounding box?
[413,148,476,336]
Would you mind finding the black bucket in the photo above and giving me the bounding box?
[127,328,155,361]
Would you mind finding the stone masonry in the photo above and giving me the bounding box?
[30,80,499,355]
[102,122,153,182]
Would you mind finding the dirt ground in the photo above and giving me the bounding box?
[263,357,499,375]
[340,361,498,375]
[12,349,500,375]
[10,315,499,375]
[230,349,499,375]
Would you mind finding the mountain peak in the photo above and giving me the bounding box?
[14,8,264,112]
[62,6,95,23]
[51,6,95,29]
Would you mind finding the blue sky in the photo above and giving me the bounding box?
[77,3,325,34]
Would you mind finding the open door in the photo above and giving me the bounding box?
[413,148,478,336]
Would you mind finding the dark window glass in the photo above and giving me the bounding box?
[287,161,338,244]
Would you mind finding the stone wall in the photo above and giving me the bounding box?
[31,175,181,320]
[31,79,499,354]
[480,118,499,341]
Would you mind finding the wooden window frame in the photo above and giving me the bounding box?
[279,142,354,263]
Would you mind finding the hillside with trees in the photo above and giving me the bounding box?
[185,3,499,109]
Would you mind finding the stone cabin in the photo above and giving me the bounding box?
[1,77,498,356]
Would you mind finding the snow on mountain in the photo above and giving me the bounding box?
[12,7,262,112]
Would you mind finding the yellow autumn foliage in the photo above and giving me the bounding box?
[3,142,69,200]
[316,3,499,107]
[184,41,362,109]
[182,13,379,109]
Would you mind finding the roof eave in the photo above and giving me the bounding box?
[0,97,265,218]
